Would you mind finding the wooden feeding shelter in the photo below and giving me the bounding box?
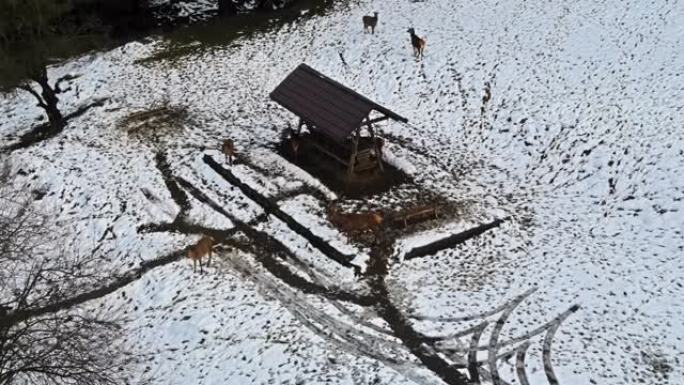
[270,64,408,179]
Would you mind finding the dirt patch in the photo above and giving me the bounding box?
[639,349,675,381]
[117,103,190,144]
[327,194,469,249]
[274,136,410,199]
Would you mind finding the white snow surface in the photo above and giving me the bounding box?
[1,0,683,384]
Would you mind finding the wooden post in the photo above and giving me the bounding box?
[347,128,360,181]
[297,119,304,136]
[366,115,384,172]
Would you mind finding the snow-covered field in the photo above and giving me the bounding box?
[1,0,683,384]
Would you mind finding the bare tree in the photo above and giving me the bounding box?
[0,167,129,385]
[0,312,125,385]
[0,0,73,131]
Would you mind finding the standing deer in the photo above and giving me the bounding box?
[328,205,384,234]
[407,28,427,60]
[221,139,236,166]
[362,12,379,34]
[188,235,215,273]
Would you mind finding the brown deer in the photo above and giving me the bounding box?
[329,205,384,234]
[407,28,427,60]
[221,139,236,166]
[362,12,379,34]
[188,235,215,273]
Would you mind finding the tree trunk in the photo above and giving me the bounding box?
[28,66,64,131]
[257,0,277,11]
[218,0,238,16]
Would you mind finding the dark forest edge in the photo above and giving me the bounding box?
[2,0,304,47]
[0,0,335,150]
[0,0,334,77]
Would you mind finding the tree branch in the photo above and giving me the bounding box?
[53,74,77,94]
[17,84,47,110]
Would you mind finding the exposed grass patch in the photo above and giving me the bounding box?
[117,102,191,143]
[134,0,339,65]
[133,41,205,66]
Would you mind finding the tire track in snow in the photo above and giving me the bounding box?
[543,305,579,385]
[515,342,532,385]
[219,251,424,373]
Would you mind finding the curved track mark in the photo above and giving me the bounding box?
[543,304,580,385]
[487,289,531,385]
[435,300,577,353]
[515,341,531,385]
[468,321,488,382]
[220,252,436,385]
[420,288,537,333]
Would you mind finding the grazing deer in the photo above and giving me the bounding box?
[362,12,379,34]
[329,205,384,234]
[221,139,236,166]
[188,235,215,273]
[407,28,427,60]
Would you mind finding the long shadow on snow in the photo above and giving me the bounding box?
[204,154,471,385]
[3,98,108,153]
[173,174,374,306]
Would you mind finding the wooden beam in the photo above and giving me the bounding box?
[308,140,349,166]
[296,118,304,135]
[365,115,384,172]
[347,128,360,180]
[366,115,391,124]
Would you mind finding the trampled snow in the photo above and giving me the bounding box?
[1,0,682,384]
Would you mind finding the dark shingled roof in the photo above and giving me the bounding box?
[270,64,408,142]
